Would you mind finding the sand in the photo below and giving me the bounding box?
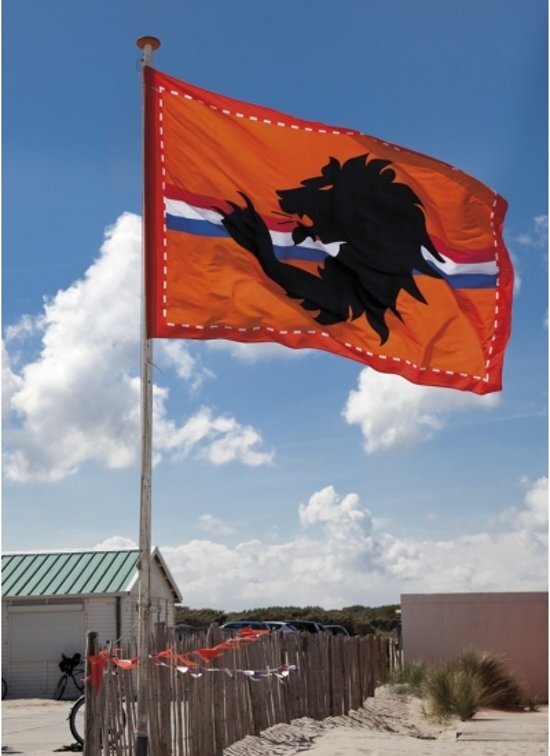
[224,686,548,755]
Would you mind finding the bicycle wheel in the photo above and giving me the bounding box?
[54,674,68,700]
[69,695,86,745]
[69,696,126,747]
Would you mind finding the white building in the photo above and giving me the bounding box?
[2,547,182,698]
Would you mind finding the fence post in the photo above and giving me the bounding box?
[83,631,99,756]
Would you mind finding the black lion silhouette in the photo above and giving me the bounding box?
[218,154,445,344]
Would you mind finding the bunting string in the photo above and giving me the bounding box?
[86,627,297,692]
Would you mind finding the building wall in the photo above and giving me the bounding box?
[128,560,177,634]
[87,597,120,650]
[401,592,548,702]
[2,599,85,698]
[2,600,9,679]
[2,558,178,698]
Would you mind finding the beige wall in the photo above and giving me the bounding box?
[400,592,548,702]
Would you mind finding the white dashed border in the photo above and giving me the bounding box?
[153,81,506,389]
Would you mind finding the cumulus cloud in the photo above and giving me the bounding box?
[96,478,546,610]
[2,342,24,417]
[151,402,272,467]
[343,369,499,453]
[376,481,548,593]
[198,515,236,536]
[3,213,272,482]
[94,536,137,550]
[158,341,213,387]
[500,476,548,533]
[298,486,372,550]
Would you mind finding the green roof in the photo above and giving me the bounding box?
[2,550,139,598]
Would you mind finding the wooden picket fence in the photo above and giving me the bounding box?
[84,624,400,756]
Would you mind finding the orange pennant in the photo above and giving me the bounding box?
[87,654,106,693]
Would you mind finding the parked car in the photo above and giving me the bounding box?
[264,621,298,633]
[284,620,326,633]
[220,620,270,631]
[324,625,350,636]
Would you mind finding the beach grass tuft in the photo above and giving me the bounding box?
[393,648,526,721]
[454,648,524,709]
[425,665,485,720]
[393,660,429,696]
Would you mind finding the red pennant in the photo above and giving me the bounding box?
[194,648,224,661]
[87,654,107,693]
[112,657,139,670]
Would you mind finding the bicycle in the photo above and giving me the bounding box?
[68,694,126,747]
[54,653,85,700]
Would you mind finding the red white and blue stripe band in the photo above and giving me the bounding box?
[164,193,499,290]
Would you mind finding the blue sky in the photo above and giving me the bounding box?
[3,0,548,610]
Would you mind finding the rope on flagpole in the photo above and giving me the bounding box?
[135,35,161,756]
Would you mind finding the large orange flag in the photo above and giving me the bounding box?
[144,67,513,394]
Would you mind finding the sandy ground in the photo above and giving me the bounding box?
[2,698,77,754]
[2,687,546,755]
[224,686,548,756]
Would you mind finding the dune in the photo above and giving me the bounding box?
[224,685,548,755]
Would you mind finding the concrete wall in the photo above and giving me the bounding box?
[401,592,548,702]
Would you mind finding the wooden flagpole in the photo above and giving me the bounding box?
[135,35,161,756]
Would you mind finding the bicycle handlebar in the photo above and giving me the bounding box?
[58,652,82,673]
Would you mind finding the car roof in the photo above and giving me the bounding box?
[222,620,267,626]
[284,620,325,630]
[266,620,295,626]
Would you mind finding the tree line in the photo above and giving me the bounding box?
[175,603,401,636]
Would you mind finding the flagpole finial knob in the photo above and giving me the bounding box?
[136,36,161,51]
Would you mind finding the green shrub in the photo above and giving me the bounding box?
[455,648,524,709]
[397,649,526,721]
[394,661,429,695]
[425,665,485,721]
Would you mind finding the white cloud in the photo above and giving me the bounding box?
[342,369,499,453]
[500,476,548,533]
[151,402,273,467]
[198,515,236,536]
[4,314,43,346]
[158,341,214,389]
[2,342,24,418]
[202,422,273,466]
[516,214,548,249]
[509,213,548,295]
[94,536,138,550]
[146,478,547,610]
[299,486,370,535]
[509,251,522,294]
[3,213,272,482]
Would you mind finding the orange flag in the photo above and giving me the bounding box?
[144,67,513,394]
